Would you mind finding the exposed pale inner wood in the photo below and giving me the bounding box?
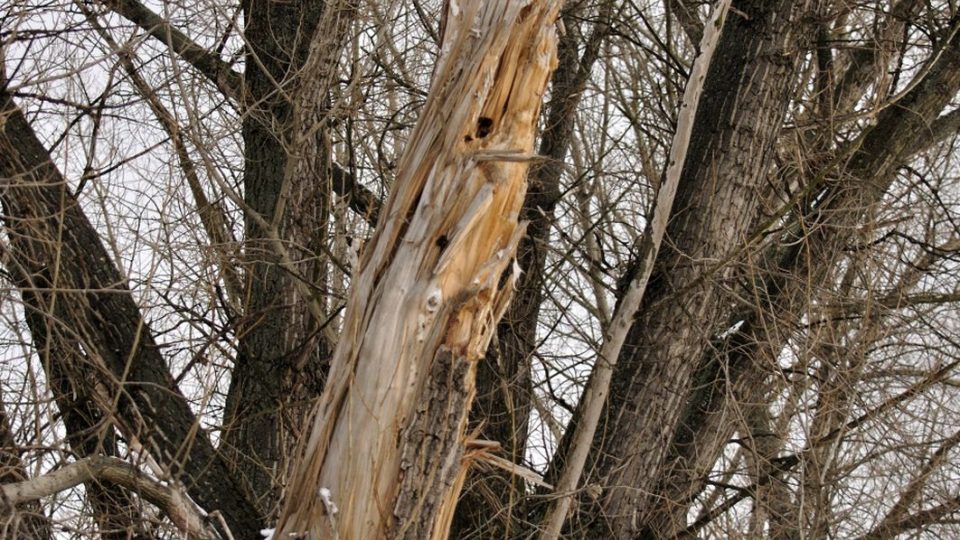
[273,2,560,538]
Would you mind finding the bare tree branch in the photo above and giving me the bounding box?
[0,400,51,540]
[682,358,960,537]
[81,4,244,311]
[1,456,217,540]
[858,495,960,540]
[97,0,241,100]
[863,429,960,538]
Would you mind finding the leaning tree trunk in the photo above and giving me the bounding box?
[539,1,818,536]
[0,72,264,538]
[1,400,51,539]
[272,1,560,538]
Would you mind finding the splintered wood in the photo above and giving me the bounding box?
[273,2,560,539]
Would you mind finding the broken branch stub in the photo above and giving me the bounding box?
[273,1,560,538]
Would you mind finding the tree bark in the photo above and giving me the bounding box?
[0,82,263,538]
[222,0,355,513]
[640,11,960,535]
[451,2,614,535]
[536,3,732,536]
[273,2,560,537]
[550,2,819,536]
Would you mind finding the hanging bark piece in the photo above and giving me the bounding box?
[273,1,560,538]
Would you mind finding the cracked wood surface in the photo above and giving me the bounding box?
[272,1,560,538]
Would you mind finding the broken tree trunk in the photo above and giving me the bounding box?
[273,1,560,538]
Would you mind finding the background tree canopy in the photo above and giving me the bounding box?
[1,0,960,538]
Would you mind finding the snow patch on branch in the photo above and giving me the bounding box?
[318,487,339,516]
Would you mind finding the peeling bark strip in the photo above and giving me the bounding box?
[273,2,560,538]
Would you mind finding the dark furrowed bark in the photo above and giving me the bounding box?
[540,2,819,537]
[103,0,360,516]
[223,0,355,513]
[1,400,51,539]
[19,302,149,539]
[0,89,263,538]
[643,12,960,536]
[644,1,926,529]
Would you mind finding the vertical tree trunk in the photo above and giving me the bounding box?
[223,0,354,513]
[273,2,560,538]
